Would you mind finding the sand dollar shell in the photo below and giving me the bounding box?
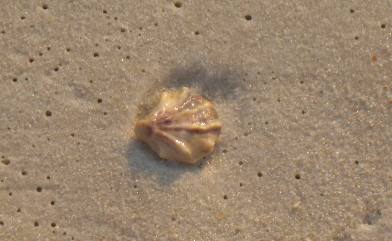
[134,87,222,164]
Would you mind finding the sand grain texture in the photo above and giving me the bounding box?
[1,0,392,240]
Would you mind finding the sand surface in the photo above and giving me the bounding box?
[1,1,392,240]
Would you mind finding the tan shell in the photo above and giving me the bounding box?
[134,87,222,164]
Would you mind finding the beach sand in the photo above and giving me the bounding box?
[1,1,392,240]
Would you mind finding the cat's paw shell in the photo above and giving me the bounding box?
[134,87,222,164]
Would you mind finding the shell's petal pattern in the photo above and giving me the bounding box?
[134,87,222,164]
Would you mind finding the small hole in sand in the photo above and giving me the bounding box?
[245,15,252,21]
[1,159,10,165]
[174,1,182,8]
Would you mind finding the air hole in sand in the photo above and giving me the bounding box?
[245,15,252,21]
[1,159,10,165]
